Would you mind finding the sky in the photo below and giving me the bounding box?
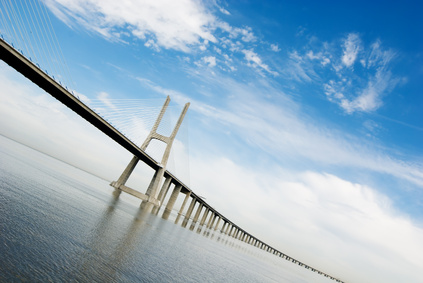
[1,0,423,282]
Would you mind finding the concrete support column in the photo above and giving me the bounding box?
[225,223,231,234]
[220,221,227,233]
[235,229,240,239]
[190,203,203,230]
[214,217,221,230]
[111,156,139,189]
[230,227,235,237]
[228,225,234,236]
[182,198,196,227]
[152,176,172,214]
[209,214,217,230]
[175,192,191,224]
[145,167,165,200]
[199,208,209,227]
[205,212,213,228]
[157,177,172,207]
[162,184,182,219]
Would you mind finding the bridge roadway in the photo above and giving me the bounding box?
[0,38,343,283]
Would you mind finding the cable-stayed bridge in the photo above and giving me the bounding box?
[0,1,342,282]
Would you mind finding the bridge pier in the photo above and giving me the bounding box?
[153,176,172,214]
[225,223,231,235]
[182,198,196,227]
[214,217,221,230]
[206,212,214,229]
[175,192,191,224]
[162,184,182,219]
[233,228,239,238]
[210,214,218,230]
[110,156,139,189]
[229,226,235,237]
[198,207,209,232]
[220,221,227,233]
[190,203,203,230]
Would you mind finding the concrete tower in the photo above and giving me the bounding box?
[111,96,190,205]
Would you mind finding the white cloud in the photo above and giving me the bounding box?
[338,69,396,113]
[203,56,217,67]
[144,39,160,51]
[341,33,361,67]
[45,0,217,52]
[324,41,399,114]
[291,34,400,113]
[283,51,313,82]
[242,49,278,76]
[306,50,330,66]
[270,44,280,52]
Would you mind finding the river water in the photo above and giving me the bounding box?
[0,135,330,282]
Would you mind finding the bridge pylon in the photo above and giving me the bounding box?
[110,96,190,206]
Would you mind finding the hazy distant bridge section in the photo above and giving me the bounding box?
[0,30,343,283]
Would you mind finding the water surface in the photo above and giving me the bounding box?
[0,135,330,282]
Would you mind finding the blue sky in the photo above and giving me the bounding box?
[1,1,423,282]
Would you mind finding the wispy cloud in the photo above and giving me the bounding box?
[286,33,400,114]
[45,0,278,76]
[242,49,279,76]
[327,37,399,113]
[202,56,217,67]
[270,44,280,52]
[341,33,361,67]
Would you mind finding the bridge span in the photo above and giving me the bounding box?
[0,37,343,283]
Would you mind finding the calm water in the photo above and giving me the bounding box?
[0,135,330,282]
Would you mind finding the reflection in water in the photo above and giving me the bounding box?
[72,189,155,282]
[174,214,183,224]
[72,189,122,281]
[161,208,172,220]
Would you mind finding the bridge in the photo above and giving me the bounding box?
[0,2,343,282]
